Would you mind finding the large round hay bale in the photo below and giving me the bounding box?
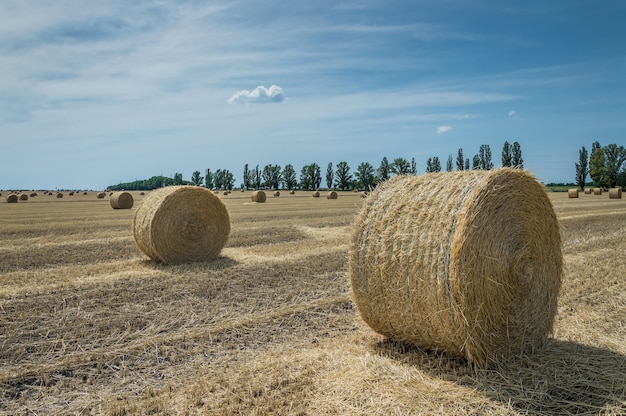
[110,191,134,209]
[133,186,230,264]
[327,191,338,199]
[349,169,562,366]
[19,194,29,201]
[567,188,579,198]
[593,188,602,195]
[312,191,320,198]
[6,194,18,203]
[251,190,266,203]
[609,188,622,199]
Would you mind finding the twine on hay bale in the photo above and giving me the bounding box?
[19,194,29,201]
[133,185,230,264]
[593,188,603,195]
[251,190,266,203]
[567,189,579,198]
[312,191,320,198]
[349,168,563,366]
[6,194,18,203]
[110,191,134,209]
[609,188,622,199]
[327,191,338,199]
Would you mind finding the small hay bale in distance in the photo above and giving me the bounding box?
[274,191,280,197]
[56,193,63,198]
[97,192,106,199]
[30,192,37,197]
[251,190,266,203]
[110,191,134,209]
[567,188,579,198]
[133,185,230,264]
[584,188,592,194]
[593,188,603,195]
[349,168,562,366]
[609,188,622,199]
[6,194,18,203]
[289,190,295,195]
[19,194,29,201]
[312,191,320,198]
[327,191,338,199]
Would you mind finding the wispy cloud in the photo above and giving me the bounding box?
[437,126,452,134]
[508,110,518,118]
[228,85,287,105]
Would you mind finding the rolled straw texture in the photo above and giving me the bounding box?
[567,189,579,198]
[327,191,338,199]
[609,188,622,199]
[133,186,230,264]
[593,188,603,195]
[110,192,134,209]
[349,169,562,365]
[251,190,266,203]
[6,194,18,203]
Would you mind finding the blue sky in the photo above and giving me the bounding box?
[1,0,625,190]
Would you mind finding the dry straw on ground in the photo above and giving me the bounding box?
[110,191,134,209]
[6,194,18,203]
[567,188,579,198]
[609,188,622,199]
[251,190,266,203]
[327,191,338,199]
[349,168,563,366]
[593,188,603,195]
[133,185,230,264]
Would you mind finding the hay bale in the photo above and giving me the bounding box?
[133,185,230,264]
[6,194,18,203]
[327,191,338,199]
[567,189,579,198]
[140,192,145,196]
[584,188,592,194]
[97,192,106,199]
[69,192,74,196]
[19,194,29,201]
[349,168,562,366]
[312,191,320,198]
[289,190,295,195]
[110,191,134,209]
[251,190,266,203]
[30,192,37,197]
[609,188,622,199]
[274,191,280,197]
[593,188,602,195]
[56,193,63,198]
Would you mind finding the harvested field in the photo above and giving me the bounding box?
[0,190,625,415]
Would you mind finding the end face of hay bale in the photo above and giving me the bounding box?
[133,186,230,264]
[327,191,338,199]
[609,188,622,199]
[349,169,563,365]
[251,190,266,203]
[110,191,134,209]
[567,189,579,198]
[6,194,18,203]
[312,191,320,198]
[274,191,280,197]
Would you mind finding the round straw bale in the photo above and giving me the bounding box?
[312,191,320,198]
[19,194,29,201]
[140,191,145,196]
[289,190,295,195]
[30,192,37,197]
[251,190,266,203]
[56,193,63,198]
[133,185,230,264]
[584,188,592,194]
[274,191,280,197]
[110,191,134,209]
[609,188,622,199]
[327,191,338,199]
[6,194,18,203]
[567,188,579,198]
[97,192,106,199]
[593,187,602,195]
[349,169,562,366]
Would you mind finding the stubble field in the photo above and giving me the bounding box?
[0,189,625,415]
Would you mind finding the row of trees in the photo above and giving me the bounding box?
[109,141,523,191]
[575,141,626,189]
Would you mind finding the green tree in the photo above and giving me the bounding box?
[390,157,410,175]
[472,154,480,170]
[205,169,214,189]
[326,162,334,189]
[377,157,390,182]
[334,161,352,190]
[311,163,322,190]
[464,158,470,170]
[243,164,250,189]
[262,164,281,189]
[446,154,453,172]
[410,157,417,174]
[502,141,512,167]
[456,148,465,170]
[253,165,261,189]
[355,162,375,190]
[190,171,203,186]
[426,156,441,173]
[282,164,297,190]
[173,172,183,185]
[512,141,523,168]
[575,146,589,191]
[589,141,606,187]
[300,164,313,190]
[478,144,493,170]
[602,143,626,188]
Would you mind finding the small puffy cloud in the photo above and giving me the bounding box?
[228,85,286,104]
[437,126,452,135]
[508,110,518,118]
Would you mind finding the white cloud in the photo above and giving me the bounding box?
[508,110,518,118]
[437,126,452,134]
[228,85,286,105]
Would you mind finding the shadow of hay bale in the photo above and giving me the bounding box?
[139,256,239,272]
[373,339,626,415]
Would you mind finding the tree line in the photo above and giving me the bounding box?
[109,141,523,191]
[575,141,626,190]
